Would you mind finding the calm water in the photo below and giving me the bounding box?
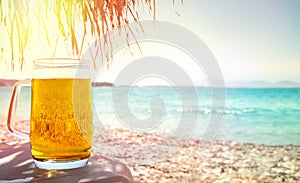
[1,87,299,145]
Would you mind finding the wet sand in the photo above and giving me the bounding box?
[1,118,300,182]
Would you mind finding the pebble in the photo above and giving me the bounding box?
[282,162,295,170]
[283,156,291,161]
[219,151,233,159]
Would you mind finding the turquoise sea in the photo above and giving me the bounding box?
[1,87,299,145]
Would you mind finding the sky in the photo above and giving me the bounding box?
[151,0,300,83]
[1,0,300,83]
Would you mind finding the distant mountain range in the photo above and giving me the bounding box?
[225,80,300,88]
[0,79,299,88]
[0,79,114,87]
[0,79,17,87]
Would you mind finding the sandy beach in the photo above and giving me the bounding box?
[1,118,300,183]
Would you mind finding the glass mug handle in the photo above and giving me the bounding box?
[7,80,31,140]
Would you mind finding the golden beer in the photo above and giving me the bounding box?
[30,79,92,162]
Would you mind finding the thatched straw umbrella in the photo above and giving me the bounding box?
[0,0,162,70]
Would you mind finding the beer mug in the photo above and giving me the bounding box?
[7,58,93,170]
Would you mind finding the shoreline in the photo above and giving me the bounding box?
[1,118,300,182]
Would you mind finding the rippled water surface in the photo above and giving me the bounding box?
[1,87,299,145]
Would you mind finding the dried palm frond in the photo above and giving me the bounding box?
[0,0,159,70]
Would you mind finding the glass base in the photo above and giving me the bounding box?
[33,158,88,170]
